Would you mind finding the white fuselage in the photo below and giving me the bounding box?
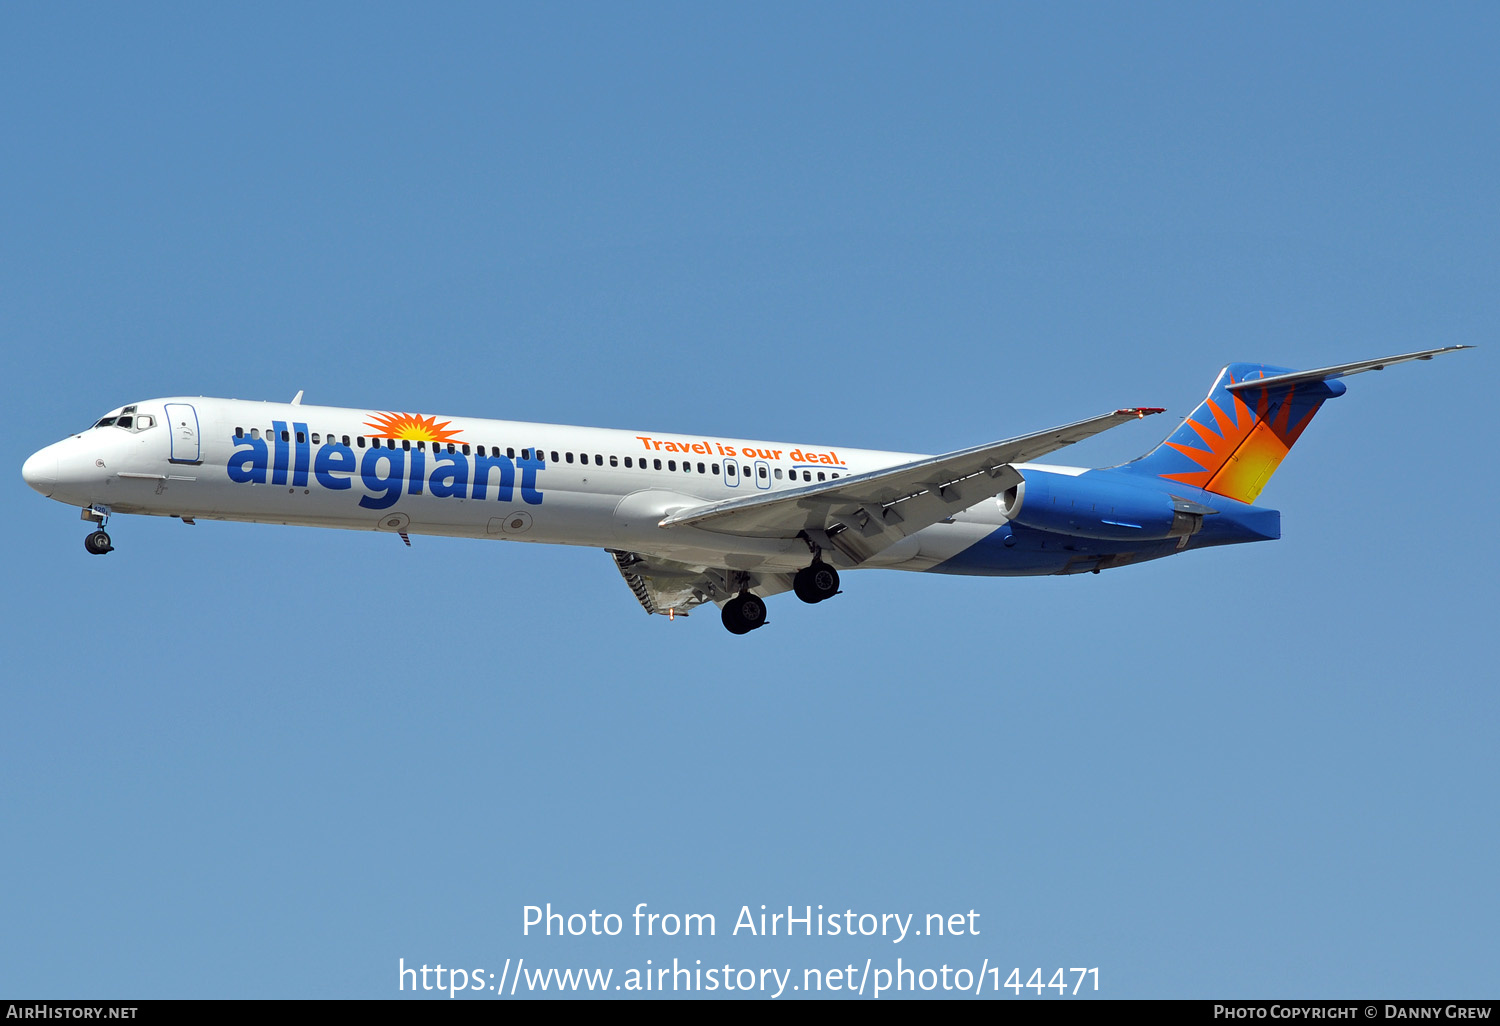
[24,396,1057,574]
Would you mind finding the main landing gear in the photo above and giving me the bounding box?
[721,592,768,635]
[720,559,842,634]
[793,560,840,604]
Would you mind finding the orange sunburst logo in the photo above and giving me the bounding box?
[363,411,465,444]
[1160,378,1320,504]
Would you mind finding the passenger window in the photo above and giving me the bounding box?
[444,442,452,453]
[804,471,812,481]
[610,456,618,467]
[595,454,603,466]
[774,468,782,479]
[712,463,720,474]
[311,432,320,444]
[296,431,305,443]
[402,440,411,451]
[566,452,574,463]
[235,427,244,438]
[356,436,365,448]
[345,436,353,447]
[416,441,425,451]
[462,444,470,455]
[507,447,515,459]
[817,472,826,481]
[250,428,260,440]
[623,456,631,467]
[668,460,676,471]
[551,451,559,463]
[759,466,768,479]
[697,462,705,473]
[653,459,662,470]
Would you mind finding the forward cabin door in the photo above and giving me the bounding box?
[164,403,201,464]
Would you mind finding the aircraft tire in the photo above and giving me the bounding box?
[721,593,767,634]
[793,562,840,603]
[84,530,113,555]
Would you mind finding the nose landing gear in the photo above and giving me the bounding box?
[81,505,113,555]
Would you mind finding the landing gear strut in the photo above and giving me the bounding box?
[793,560,840,603]
[82,506,113,555]
[721,592,768,635]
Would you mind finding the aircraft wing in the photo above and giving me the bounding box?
[657,407,1164,565]
[608,550,792,616]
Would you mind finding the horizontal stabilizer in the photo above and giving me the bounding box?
[1225,346,1472,393]
[1121,345,1472,504]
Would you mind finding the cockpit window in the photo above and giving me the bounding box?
[92,408,156,432]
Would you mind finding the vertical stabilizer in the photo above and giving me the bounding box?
[1118,363,1346,504]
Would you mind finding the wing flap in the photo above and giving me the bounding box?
[609,550,791,616]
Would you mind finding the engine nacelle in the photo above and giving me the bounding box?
[1000,470,1203,543]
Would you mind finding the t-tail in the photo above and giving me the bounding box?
[1116,347,1472,504]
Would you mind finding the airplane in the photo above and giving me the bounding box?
[22,346,1469,634]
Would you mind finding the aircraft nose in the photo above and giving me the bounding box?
[22,447,58,497]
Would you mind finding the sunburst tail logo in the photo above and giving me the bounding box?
[1119,363,1346,504]
[363,411,466,444]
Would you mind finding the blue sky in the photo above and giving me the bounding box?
[2,2,1494,999]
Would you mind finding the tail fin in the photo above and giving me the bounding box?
[1118,362,1345,504]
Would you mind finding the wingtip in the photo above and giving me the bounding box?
[1118,407,1166,418]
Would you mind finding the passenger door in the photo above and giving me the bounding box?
[164,403,201,464]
